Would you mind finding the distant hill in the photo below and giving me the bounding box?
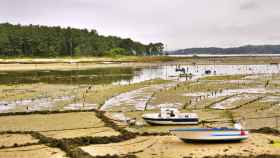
[168,45,280,55]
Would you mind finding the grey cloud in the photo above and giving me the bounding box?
[239,1,259,10]
[0,0,280,50]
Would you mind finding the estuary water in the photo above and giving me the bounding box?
[0,64,279,85]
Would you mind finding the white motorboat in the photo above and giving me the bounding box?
[142,108,199,125]
[170,124,249,142]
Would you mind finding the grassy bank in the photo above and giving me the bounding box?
[0,55,280,64]
[0,55,279,72]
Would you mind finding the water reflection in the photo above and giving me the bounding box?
[0,67,136,85]
[0,64,279,85]
[114,64,280,84]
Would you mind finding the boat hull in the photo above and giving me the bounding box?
[143,117,199,125]
[170,128,249,142]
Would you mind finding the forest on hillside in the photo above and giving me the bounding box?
[0,23,164,57]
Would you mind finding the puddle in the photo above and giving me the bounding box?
[0,95,74,112]
[149,103,182,109]
[63,103,98,110]
[0,102,15,111]
[224,80,253,83]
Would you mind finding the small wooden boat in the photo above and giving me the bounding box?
[170,126,249,142]
[142,108,199,125]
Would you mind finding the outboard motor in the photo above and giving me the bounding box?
[205,70,211,74]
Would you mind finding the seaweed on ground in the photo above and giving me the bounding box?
[250,127,280,136]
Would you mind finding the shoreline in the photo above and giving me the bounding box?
[0,56,280,71]
[169,53,280,57]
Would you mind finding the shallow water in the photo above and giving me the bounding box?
[114,64,280,85]
[168,54,280,57]
[0,67,136,85]
[0,64,279,85]
[0,95,74,112]
[63,103,98,110]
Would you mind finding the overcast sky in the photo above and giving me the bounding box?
[1,0,280,50]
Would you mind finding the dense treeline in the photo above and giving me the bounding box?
[171,45,280,55]
[0,23,164,57]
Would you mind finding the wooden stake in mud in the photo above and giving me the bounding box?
[82,93,86,108]
[276,116,279,129]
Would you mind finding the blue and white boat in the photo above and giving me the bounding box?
[142,108,199,125]
[170,124,249,142]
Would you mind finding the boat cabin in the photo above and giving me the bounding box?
[158,108,197,119]
[142,108,199,125]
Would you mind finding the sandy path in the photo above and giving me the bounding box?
[100,82,179,111]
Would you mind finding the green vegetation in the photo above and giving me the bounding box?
[0,23,163,57]
[200,75,247,81]
[0,67,136,85]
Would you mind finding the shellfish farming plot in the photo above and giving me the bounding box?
[0,83,80,113]
[96,76,280,113]
[100,82,178,111]
[0,112,120,139]
[0,110,129,158]
[230,97,280,130]
[0,63,280,157]
[0,64,279,113]
[0,79,170,113]
[100,72,280,134]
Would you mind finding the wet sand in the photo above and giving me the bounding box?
[0,145,68,158]
[0,134,38,147]
[81,134,280,158]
